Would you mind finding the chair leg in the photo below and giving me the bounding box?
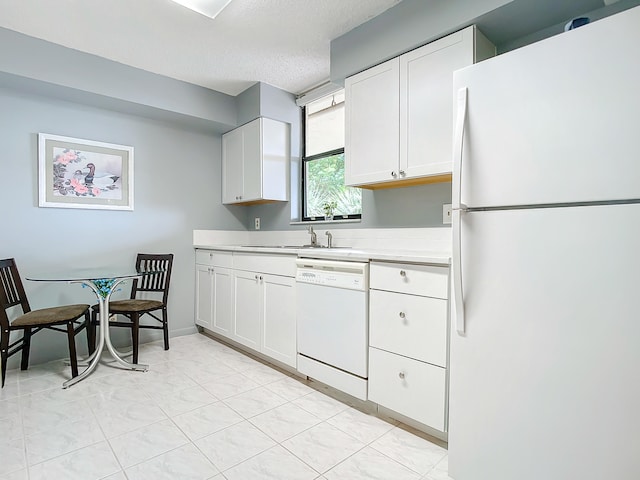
[20,327,32,371]
[162,308,169,351]
[66,322,79,378]
[84,310,96,355]
[86,310,95,354]
[1,329,8,388]
[131,314,140,364]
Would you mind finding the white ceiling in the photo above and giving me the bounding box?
[0,0,401,96]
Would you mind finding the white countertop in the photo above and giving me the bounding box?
[193,244,451,265]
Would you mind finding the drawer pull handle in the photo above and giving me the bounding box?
[398,372,405,379]
[399,270,406,277]
[399,311,405,319]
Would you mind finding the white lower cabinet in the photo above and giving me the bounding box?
[260,274,296,367]
[211,268,233,336]
[195,263,214,329]
[195,249,297,369]
[368,261,450,433]
[231,270,296,367]
[232,270,262,351]
[195,251,233,336]
[369,289,447,367]
[369,347,446,431]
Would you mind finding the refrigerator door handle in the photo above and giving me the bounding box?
[452,87,468,334]
[452,87,467,211]
[452,208,465,334]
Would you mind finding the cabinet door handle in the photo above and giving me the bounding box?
[398,372,405,379]
[259,275,263,281]
[399,311,405,319]
[254,274,259,280]
[399,270,406,277]
[399,170,406,176]
[391,171,397,177]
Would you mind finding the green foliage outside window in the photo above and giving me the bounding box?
[305,153,362,218]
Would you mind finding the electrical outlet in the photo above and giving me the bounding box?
[254,217,260,230]
[443,204,452,225]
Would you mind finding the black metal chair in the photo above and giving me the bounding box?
[88,253,173,364]
[0,258,90,387]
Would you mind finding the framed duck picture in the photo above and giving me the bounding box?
[38,133,134,211]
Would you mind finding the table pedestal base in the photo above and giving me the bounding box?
[63,277,148,389]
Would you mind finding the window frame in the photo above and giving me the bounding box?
[301,105,361,222]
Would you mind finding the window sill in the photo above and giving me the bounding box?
[290,218,361,226]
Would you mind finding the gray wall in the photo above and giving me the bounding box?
[248,185,452,232]
[0,26,238,134]
[0,87,244,368]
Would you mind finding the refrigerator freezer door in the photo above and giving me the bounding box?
[449,203,640,480]
[453,6,640,209]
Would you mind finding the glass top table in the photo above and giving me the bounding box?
[27,268,146,283]
[27,268,162,389]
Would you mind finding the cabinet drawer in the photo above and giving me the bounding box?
[370,262,448,299]
[195,249,233,268]
[369,347,446,431]
[370,289,447,367]
[233,252,296,277]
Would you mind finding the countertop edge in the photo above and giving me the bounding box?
[193,244,451,266]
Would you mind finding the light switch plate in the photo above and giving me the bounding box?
[443,204,452,225]
[254,217,260,230]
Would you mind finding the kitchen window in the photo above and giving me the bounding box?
[302,90,361,221]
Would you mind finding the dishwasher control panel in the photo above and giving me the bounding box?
[295,259,369,291]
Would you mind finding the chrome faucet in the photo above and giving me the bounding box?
[307,226,317,246]
[325,231,333,248]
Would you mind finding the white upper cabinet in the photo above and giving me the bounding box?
[400,30,473,179]
[222,117,290,205]
[345,26,495,189]
[222,126,244,204]
[345,58,400,186]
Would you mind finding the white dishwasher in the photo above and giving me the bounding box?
[296,258,369,400]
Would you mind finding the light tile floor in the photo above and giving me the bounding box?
[0,333,452,480]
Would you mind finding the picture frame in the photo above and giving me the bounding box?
[38,133,134,211]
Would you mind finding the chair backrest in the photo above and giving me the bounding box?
[0,258,31,330]
[131,254,174,304]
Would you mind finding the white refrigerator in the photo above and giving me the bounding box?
[449,6,640,480]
